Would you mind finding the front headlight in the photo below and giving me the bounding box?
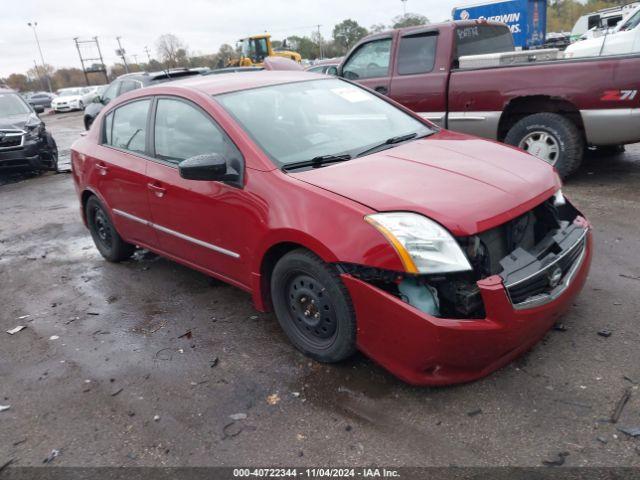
[365,212,472,274]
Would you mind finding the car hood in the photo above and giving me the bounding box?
[288,131,560,236]
[0,113,35,131]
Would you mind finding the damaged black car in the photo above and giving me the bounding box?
[0,87,58,172]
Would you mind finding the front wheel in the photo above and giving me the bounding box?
[86,196,135,262]
[504,113,583,178]
[270,249,356,363]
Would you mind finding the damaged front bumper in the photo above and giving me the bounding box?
[342,224,593,386]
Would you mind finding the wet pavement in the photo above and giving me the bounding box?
[1,111,639,467]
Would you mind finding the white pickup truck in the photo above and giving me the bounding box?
[565,5,640,58]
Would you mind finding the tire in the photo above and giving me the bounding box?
[504,113,583,178]
[270,249,356,363]
[78,100,84,110]
[85,196,135,262]
[42,134,58,172]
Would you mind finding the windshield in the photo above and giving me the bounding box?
[0,92,32,116]
[216,79,433,167]
[60,89,81,97]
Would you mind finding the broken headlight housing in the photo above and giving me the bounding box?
[365,212,472,274]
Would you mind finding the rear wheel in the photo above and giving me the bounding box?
[85,196,135,262]
[270,249,356,363]
[504,113,583,178]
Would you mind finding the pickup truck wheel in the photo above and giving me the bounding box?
[270,249,356,363]
[86,196,135,262]
[505,113,583,178]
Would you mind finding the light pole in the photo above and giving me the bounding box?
[401,0,408,16]
[27,21,53,93]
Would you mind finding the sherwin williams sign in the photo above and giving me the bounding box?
[452,0,547,48]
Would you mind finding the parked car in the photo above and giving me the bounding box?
[565,5,640,58]
[569,2,639,42]
[305,58,342,75]
[338,20,640,177]
[0,87,58,172]
[51,87,94,113]
[27,91,56,109]
[70,72,592,386]
[83,68,207,130]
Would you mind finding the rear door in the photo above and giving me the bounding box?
[95,98,158,247]
[341,36,394,95]
[387,29,447,126]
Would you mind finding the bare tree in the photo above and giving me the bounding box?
[155,34,188,68]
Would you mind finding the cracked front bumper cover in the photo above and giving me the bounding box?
[343,230,593,386]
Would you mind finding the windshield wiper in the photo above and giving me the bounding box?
[356,133,419,158]
[283,154,352,172]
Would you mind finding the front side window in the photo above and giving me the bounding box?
[153,98,241,164]
[119,80,141,95]
[103,99,150,155]
[619,9,640,31]
[217,79,433,167]
[101,82,120,104]
[0,93,31,116]
[397,32,438,75]
[250,38,269,62]
[342,39,392,79]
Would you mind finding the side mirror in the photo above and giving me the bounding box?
[33,104,45,114]
[178,153,239,182]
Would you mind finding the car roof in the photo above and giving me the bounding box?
[158,70,329,96]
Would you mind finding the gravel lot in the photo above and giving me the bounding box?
[1,110,639,467]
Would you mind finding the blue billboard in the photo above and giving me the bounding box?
[452,0,547,48]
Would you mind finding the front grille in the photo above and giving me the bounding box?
[505,229,587,305]
[0,131,24,150]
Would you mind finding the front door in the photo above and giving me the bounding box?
[144,97,249,284]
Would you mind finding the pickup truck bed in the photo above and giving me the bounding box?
[340,20,640,177]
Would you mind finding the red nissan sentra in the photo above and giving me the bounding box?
[71,72,592,386]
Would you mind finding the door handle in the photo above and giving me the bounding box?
[147,182,166,198]
[96,163,109,176]
[374,86,388,95]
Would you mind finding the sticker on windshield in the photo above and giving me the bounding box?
[331,87,371,103]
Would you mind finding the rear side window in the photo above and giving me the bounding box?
[455,25,514,59]
[153,98,241,164]
[397,32,438,75]
[342,38,392,79]
[103,99,150,155]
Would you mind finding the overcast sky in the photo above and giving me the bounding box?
[1,0,461,77]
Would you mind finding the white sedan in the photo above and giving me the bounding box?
[51,87,95,112]
[565,6,640,58]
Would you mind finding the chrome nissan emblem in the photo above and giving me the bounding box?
[548,267,563,288]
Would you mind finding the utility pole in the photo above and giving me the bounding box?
[116,36,129,73]
[144,46,152,64]
[74,37,90,85]
[132,54,139,66]
[73,37,109,85]
[27,21,53,93]
[316,25,323,59]
[32,60,45,91]
[94,37,109,83]
[401,0,408,16]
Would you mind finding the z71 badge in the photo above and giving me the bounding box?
[601,90,638,101]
